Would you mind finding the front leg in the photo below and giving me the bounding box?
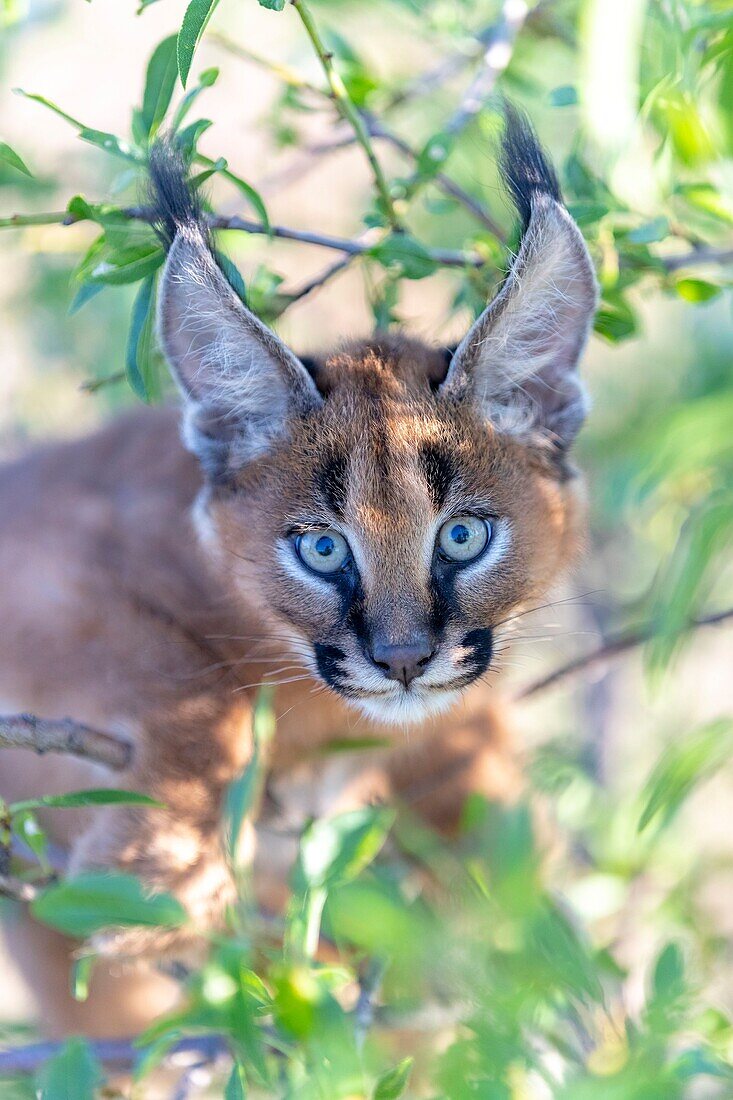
[66,702,254,960]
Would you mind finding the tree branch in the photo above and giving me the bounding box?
[0,1035,228,1076]
[0,872,41,904]
[0,713,132,770]
[0,206,483,268]
[443,0,532,138]
[212,31,505,237]
[516,606,733,700]
[291,0,401,232]
[661,246,733,272]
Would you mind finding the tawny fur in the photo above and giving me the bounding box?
[0,342,581,1036]
[0,112,596,1037]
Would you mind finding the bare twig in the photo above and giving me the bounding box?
[443,0,532,137]
[362,114,505,238]
[209,32,326,99]
[291,0,401,231]
[213,31,504,237]
[283,253,358,304]
[516,606,733,700]
[661,246,733,272]
[386,19,523,111]
[0,713,132,770]
[282,226,383,302]
[0,1035,228,1076]
[0,206,482,268]
[353,958,385,1051]
[0,872,41,903]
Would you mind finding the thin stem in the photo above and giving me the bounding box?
[443,0,532,138]
[290,0,401,232]
[0,713,132,769]
[210,31,326,98]
[0,205,481,267]
[0,210,74,228]
[0,872,40,903]
[516,606,733,700]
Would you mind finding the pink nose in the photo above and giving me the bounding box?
[369,637,435,686]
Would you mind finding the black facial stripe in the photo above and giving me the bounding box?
[460,628,494,676]
[314,642,348,689]
[429,568,455,639]
[419,441,457,511]
[344,576,370,654]
[316,448,349,518]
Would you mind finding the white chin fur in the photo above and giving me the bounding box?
[348,686,464,727]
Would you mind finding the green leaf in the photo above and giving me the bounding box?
[126,273,159,401]
[675,278,721,303]
[190,155,227,187]
[36,1038,103,1100]
[32,872,187,938]
[645,492,733,675]
[140,34,179,137]
[638,719,733,833]
[0,140,32,176]
[177,118,213,159]
[13,88,84,129]
[78,128,144,164]
[549,84,578,107]
[369,233,438,280]
[66,195,96,223]
[10,789,162,814]
[373,1057,413,1099]
[197,157,270,230]
[652,941,685,1004]
[170,68,219,132]
[594,295,638,342]
[627,215,670,244]
[296,807,394,891]
[12,810,50,872]
[91,243,164,286]
[677,183,733,227]
[258,0,286,9]
[177,0,220,89]
[566,200,609,226]
[224,743,260,863]
[415,131,455,181]
[717,36,733,155]
[71,953,96,1002]
[215,253,247,303]
[225,1060,248,1099]
[69,282,105,315]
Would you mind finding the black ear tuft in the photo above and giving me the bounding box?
[500,103,562,230]
[148,139,206,250]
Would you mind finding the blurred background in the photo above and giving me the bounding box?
[1,0,733,1093]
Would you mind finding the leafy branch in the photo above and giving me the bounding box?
[289,0,401,232]
[0,713,131,769]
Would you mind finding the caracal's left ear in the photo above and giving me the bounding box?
[441,105,598,451]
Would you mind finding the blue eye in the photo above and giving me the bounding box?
[438,516,491,562]
[296,528,351,574]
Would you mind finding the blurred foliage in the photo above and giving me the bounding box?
[4,702,733,1096]
[1,0,733,1095]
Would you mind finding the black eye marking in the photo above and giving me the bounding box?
[460,628,493,676]
[419,442,457,511]
[317,448,349,518]
[314,642,348,689]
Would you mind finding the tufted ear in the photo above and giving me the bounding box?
[441,108,598,451]
[150,143,321,478]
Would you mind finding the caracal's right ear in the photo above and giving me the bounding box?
[149,141,322,479]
